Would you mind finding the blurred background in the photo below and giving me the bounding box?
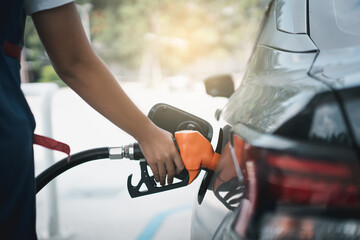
[23,0,266,88]
[22,0,266,239]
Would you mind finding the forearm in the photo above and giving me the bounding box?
[32,3,153,141]
[59,54,154,141]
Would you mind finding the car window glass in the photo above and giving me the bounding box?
[309,101,349,145]
[275,93,351,146]
[333,0,360,36]
[345,98,360,146]
[342,87,360,147]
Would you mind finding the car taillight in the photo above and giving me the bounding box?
[229,132,360,239]
[266,153,360,208]
[259,214,360,240]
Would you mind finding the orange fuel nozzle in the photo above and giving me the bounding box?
[175,130,220,184]
[126,130,220,198]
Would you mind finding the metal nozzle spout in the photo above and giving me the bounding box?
[109,143,137,160]
[109,146,125,159]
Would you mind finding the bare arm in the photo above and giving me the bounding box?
[31,2,184,185]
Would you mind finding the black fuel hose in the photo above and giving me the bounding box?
[36,147,109,194]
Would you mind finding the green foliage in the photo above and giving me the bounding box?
[24,0,266,80]
[24,17,48,81]
[39,65,66,87]
[91,0,266,73]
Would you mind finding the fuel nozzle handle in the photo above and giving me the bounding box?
[109,143,143,160]
[112,131,220,198]
[110,131,220,185]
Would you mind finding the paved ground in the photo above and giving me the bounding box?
[27,82,227,240]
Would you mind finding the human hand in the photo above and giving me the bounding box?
[137,124,184,186]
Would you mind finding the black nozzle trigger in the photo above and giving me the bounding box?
[127,161,189,198]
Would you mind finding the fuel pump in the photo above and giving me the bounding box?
[36,104,221,198]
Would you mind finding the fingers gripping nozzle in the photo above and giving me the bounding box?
[127,162,189,198]
[115,131,220,198]
[110,142,189,198]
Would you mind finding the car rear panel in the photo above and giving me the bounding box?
[192,0,360,239]
[221,0,324,135]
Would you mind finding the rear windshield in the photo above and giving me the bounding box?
[342,87,360,147]
[334,0,360,36]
